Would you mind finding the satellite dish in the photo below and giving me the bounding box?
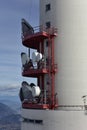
[32,52,38,63]
[30,83,36,87]
[32,86,41,97]
[37,53,42,61]
[19,81,41,102]
[19,81,32,102]
[21,52,29,66]
[32,52,43,63]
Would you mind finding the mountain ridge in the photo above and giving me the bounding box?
[0,102,21,130]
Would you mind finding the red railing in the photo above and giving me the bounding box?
[22,25,58,39]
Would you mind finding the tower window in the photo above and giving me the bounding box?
[23,118,43,125]
[46,22,51,28]
[46,4,51,11]
[46,41,48,47]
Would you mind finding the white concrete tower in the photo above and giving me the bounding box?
[40,0,87,106]
[21,1,87,130]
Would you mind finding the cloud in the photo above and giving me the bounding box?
[0,83,20,90]
[0,83,21,96]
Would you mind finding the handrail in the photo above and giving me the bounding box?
[34,25,58,34]
[22,25,58,39]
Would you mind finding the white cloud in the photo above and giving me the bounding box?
[0,83,21,96]
[0,83,20,90]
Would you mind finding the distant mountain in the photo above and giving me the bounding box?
[0,99,21,114]
[0,103,21,130]
[0,103,15,118]
[0,95,21,113]
[0,114,20,124]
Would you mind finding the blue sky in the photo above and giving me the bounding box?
[0,0,39,88]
